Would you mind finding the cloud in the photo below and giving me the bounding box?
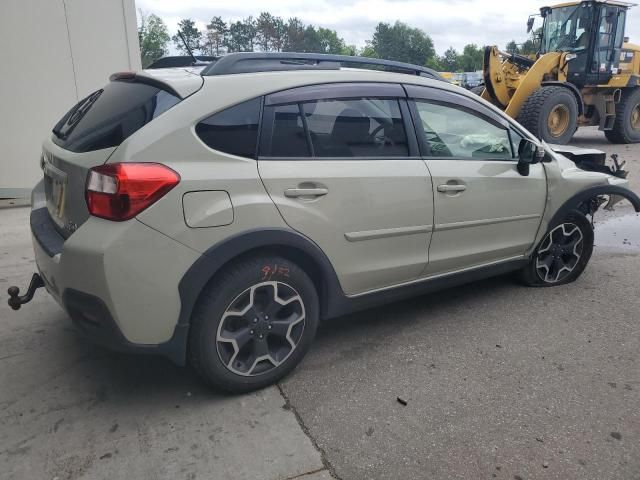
[135,0,640,55]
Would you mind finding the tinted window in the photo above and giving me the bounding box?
[414,101,513,159]
[270,104,311,157]
[196,98,261,158]
[52,81,180,153]
[303,98,408,157]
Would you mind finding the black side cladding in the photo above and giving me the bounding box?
[175,229,530,350]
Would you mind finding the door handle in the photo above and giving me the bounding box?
[437,184,466,193]
[284,187,329,198]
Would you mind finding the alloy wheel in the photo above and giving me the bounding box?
[535,223,584,283]
[216,281,305,377]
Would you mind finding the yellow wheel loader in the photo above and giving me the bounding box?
[476,0,640,144]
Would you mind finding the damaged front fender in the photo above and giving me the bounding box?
[549,184,640,228]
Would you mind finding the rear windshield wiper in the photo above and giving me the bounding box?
[52,90,103,140]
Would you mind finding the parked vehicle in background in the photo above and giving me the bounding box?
[438,71,454,82]
[450,72,483,89]
[464,72,483,89]
[451,72,464,87]
[8,52,640,393]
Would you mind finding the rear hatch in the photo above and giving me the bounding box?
[43,68,203,238]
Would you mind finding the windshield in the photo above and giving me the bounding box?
[541,5,592,53]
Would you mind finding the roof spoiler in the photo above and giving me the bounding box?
[108,71,183,98]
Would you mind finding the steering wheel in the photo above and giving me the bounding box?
[368,124,395,148]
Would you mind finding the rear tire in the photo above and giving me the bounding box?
[517,86,578,145]
[189,255,319,393]
[519,210,594,287]
[604,88,640,144]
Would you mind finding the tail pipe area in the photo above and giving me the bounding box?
[7,273,45,311]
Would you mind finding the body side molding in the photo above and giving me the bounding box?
[344,224,433,242]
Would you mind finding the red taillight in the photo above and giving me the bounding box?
[85,163,180,221]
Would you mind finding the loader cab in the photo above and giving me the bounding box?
[539,1,629,86]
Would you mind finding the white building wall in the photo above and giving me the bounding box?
[0,0,141,197]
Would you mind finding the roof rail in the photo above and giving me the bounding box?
[147,55,218,69]
[200,52,446,81]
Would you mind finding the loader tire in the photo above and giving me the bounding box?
[604,88,640,144]
[517,86,578,145]
[470,86,485,96]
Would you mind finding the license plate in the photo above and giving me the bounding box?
[43,156,68,220]
[50,177,66,218]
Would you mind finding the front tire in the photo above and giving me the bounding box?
[517,86,578,145]
[604,88,640,144]
[189,255,319,393]
[519,210,594,287]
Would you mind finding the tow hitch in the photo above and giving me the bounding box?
[7,273,45,310]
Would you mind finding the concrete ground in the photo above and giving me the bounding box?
[1,127,639,480]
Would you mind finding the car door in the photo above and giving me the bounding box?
[405,85,547,276]
[258,83,434,296]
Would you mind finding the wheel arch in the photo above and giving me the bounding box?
[175,229,346,359]
[548,184,640,228]
[540,81,584,116]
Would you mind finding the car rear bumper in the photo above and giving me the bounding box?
[30,181,200,365]
[62,288,189,364]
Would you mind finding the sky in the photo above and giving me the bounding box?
[134,0,640,55]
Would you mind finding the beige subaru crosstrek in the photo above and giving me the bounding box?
[8,53,640,393]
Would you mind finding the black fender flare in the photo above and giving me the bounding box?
[549,185,640,228]
[175,228,347,353]
[540,81,584,117]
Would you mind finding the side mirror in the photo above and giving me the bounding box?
[517,139,545,176]
[527,16,535,33]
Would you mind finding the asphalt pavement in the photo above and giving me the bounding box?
[1,127,639,480]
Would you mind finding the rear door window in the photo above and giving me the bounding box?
[262,96,409,158]
[270,104,311,157]
[52,80,180,153]
[303,98,408,157]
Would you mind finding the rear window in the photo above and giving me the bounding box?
[52,80,180,153]
[195,98,262,158]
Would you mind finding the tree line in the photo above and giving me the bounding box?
[138,10,533,72]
